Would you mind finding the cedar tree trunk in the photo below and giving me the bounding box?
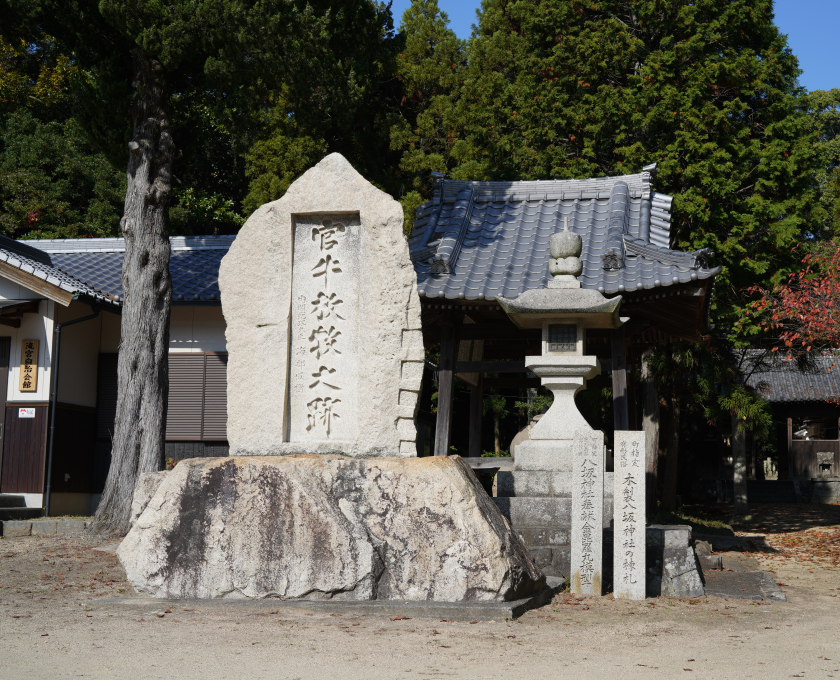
[732,413,748,515]
[662,394,681,512]
[641,348,660,513]
[90,47,174,535]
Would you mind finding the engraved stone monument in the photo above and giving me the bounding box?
[220,153,424,457]
[570,430,604,595]
[119,153,546,603]
[613,430,646,599]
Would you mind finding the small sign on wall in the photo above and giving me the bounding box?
[19,339,39,392]
[18,407,35,418]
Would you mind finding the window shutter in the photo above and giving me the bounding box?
[202,354,228,440]
[96,354,119,440]
[165,355,205,439]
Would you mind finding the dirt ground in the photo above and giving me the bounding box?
[1,503,839,680]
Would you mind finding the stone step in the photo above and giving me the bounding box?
[0,494,27,508]
[513,525,570,547]
[496,470,615,498]
[0,507,42,522]
[1,518,88,537]
[525,546,570,579]
[494,496,613,528]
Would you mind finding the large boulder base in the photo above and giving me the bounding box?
[118,455,545,602]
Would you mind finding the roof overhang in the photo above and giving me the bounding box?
[0,299,44,328]
[497,288,625,329]
[0,258,73,306]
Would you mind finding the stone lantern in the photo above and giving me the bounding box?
[493,217,626,580]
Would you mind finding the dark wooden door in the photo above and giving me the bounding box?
[0,337,9,488]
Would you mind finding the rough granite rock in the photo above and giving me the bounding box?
[129,471,169,528]
[118,455,545,601]
[219,153,423,457]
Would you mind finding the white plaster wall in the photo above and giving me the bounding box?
[0,277,42,301]
[55,300,103,407]
[169,306,227,352]
[6,299,54,403]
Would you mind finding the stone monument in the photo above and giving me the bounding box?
[493,217,624,582]
[118,154,545,602]
[219,154,423,457]
[570,430,604,595]
[613,430,646,599]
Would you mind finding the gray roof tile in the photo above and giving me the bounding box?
[748,354,840,403]
[16,236,237,305]
[410,166,720,300]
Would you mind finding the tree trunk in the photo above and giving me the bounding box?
[641,348,660,513]
[662,394,680,512]
[90,47,174,535]
[494,413,501,454]
[732,413,748,516]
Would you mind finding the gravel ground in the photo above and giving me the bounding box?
[1,507,839,680]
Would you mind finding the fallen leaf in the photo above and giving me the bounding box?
[164,609,172,614]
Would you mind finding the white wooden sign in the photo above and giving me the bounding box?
[614,430,647,600]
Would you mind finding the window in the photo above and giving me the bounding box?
[548,324,576,352]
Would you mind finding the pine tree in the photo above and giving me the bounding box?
[456,0,819,331]
[0,0,386,534]
[389,0,469,228]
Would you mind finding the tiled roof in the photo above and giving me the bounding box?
[748,354,840,403]
[0,235,121,306]
[408,165,721,300]
[18,236,235,304]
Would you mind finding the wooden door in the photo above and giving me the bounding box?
[0,337,9,488]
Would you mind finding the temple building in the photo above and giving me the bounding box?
[0,163,723,518]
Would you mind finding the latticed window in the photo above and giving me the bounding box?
[548,324,576,352]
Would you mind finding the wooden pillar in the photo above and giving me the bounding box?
[640,347,660,513]
[732,413,748,515]
[468,373,484,457]
[611,326,628,431]
[434,320,458,456]
[786,416,793,477]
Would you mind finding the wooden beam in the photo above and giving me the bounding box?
[434,320,459,456]
[612,325,629,431]
[461,456,514,470]
[0,318,21,328]
[455,361,527,374]
[0,260,73,307]
[457,326,541,340]
[468,373,484,457]
[484,378,541,389]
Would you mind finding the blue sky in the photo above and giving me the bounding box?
[389,0,839,92]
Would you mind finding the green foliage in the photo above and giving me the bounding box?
[806,89,840,236]
[482,392,509,419]
[449,0,818,332]
[0,111,124,239]
[647,340,775,447]
[242,111,328,215]
[390,0,469,202]
[169,188,244,236]
[513,391,553,418]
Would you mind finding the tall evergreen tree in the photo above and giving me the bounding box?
[389,0,468,227]
[455,0,818,331]
[0,0,388,534]
[242,1,401,215]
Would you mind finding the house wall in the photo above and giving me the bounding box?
[4,300,54,404]
[55,300,104,407]
[0,284,55,500]
[169,305,227,352]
